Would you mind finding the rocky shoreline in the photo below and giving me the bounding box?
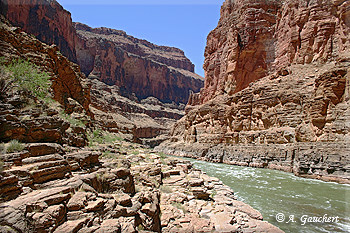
[0,140,283,232]
[155,141,350,185]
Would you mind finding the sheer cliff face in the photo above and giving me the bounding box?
[188,0,281,106]
[181,0,350,144]
[274,0,350,67]
[189,0,350,106]
[3,0,77,63]
[159,0,350,182]
[74,23,203,104]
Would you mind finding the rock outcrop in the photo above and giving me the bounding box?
[188,0,350,106]
[89,78,185,144]
[0,15,92,146]
[3,0,78,63]
[158,0,350,184]
[0,139,283,233]
[74,22,203,104]
[0,15,91,116]
[2,0,204,141]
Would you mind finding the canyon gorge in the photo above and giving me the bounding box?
[2,0,204,143]
[157,0,350,184]
[0,0,349,232]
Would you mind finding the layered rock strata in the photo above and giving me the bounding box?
[3,0,78,62]
[73,22,203,141]
[90,78,185,144]
[0,101,88,147]
[0,15,91,116]
[158,62,350,183]
[0,140,283,232]
[2,0,203,106]
[158,0,350,184]
[74,22,203,104]
[2,0,205,141]
[188,0,350,106]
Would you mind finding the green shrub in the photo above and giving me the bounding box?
[210,190,217,199]
[3,59,51,100]
[132,151,139,155]
[158,152,167,159]
[171,202,187,213]
[0,159,4,173]
[59,111,85,128]
[101,151,119,159]
[0,143,5,154]
[88,129,123,146]
[6,140,25,153]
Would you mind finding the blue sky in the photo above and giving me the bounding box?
[59,0,225,77]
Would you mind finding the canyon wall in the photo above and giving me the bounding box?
[0,15,91,116]
[0,15,91,146]
[188,0,350,106]
[73,23,203,141]
[1,0,204,142]
[158,0,350,183]
[2,0,204,105]
[74,23,203,104]
[3,0,77,63]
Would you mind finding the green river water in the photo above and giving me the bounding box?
[181,157,350,233]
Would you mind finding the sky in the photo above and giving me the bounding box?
[59,0,225,77]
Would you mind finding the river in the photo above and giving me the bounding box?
[180,157,350,232]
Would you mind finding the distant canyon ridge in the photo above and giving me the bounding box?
[2,0,204,142]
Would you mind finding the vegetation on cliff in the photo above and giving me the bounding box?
[1,58,51,101]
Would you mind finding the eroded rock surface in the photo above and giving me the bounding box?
[189,0,350,106]
[157,0,350,183]
[4,0,78,62]
[158,62,350,183]
[74,22,203,105]
[0,15,91,116]
[0,140,283,233]
[90,78,186,144]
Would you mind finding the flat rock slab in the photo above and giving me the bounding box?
[53,218,88,233]
[163,170,181,178]
[65,151,100,168]
[4,186,73,209]
[22,154,64,165]
[85,198,105,212]
[67,192,89,211]
[26,143,64,157]
[95,219,121,233]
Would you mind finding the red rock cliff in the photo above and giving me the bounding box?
[3,0,77,63]
[0,15,91,115]
[158,0,350,183]
[2,0,204,105]
[74,23,203,104]
[189,0,350,106]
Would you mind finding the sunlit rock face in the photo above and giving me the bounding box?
[188,0,350,106]
[74,22,203,105]
[4,0,78,63]
[158,0,350,183]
